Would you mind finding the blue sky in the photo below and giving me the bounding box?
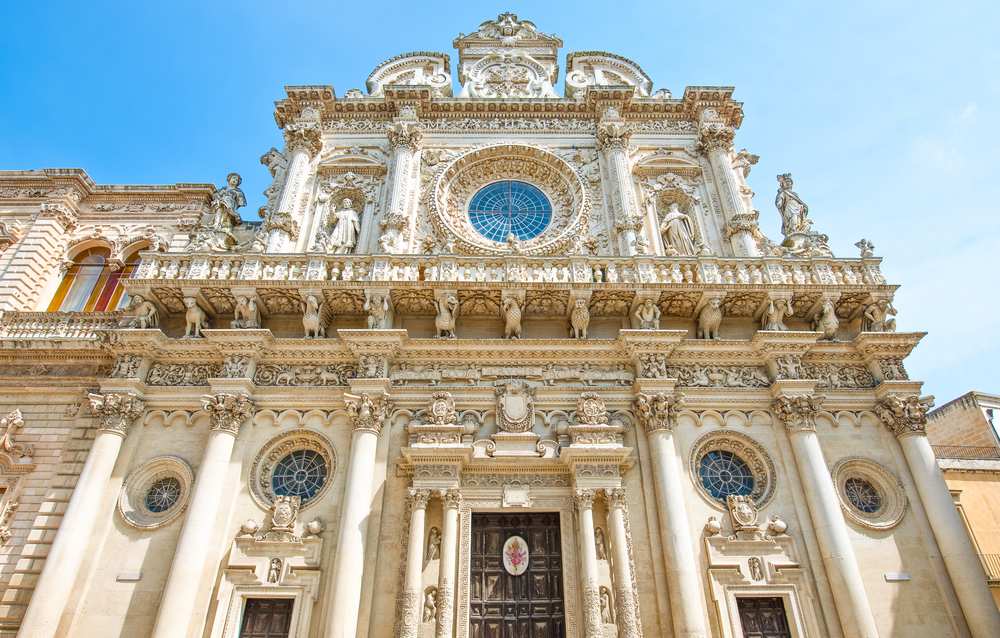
[2,1,998,404]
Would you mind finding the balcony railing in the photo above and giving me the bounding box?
[932,445,1000,460]
[980,554,1000,583]
[0,311,123,341]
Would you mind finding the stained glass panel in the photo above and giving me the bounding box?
[468,180,552,242]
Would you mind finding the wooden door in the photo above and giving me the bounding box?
[736,596,792,638]
[239,598,293,638]
[469,512,565,638]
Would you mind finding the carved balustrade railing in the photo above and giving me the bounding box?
[0,311,123,340]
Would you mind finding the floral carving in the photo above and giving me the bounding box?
[89,392,145,437]
[345,392,393,435]
[202,393,254,435]
[772,395,824,433]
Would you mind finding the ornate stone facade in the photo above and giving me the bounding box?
[0,12,997,638]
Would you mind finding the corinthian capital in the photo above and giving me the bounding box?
[697,121,735,154]
[345,391,393,436]
[874,394,933,438]
[596,120,631,152]
[38,202,78,232]
[387,121,423,151]
[634,392,684,434]
[201,392,254,435]
[772,394,824,433]
[88,392,145,437]
[283,123,323,157]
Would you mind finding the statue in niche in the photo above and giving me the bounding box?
[121,294,159,329]
[594,527,607,560]
[633,299,661,330]
[325,196,362,254]
[774,173,811,238]
[761,298,791,331]
[863,299,897,332]
[426,527,441,561]
[422,587,437,622]
[210,173,246,232]
[659,202,697,255]
[748,556,764,582]
[599,586,614,623]
[267,558,282,584]
[231,295,261,329]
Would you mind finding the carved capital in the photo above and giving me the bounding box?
[262,210,299,239]
[697,122,735,154]
[596,120,631,152]
[408,488,432,510]
[88,392,145,437]
[574,489,595,510]
[772,394,824,433]
[604,487,628,511]
[441,488,462,510]
[874,394,932,438]
[387,121,423,151]
[724,211,761,237]
[0,221,24,253]
[201,392,254,436]
[284,123,322,157]
[345,391,393,436]
[634,392,684,434]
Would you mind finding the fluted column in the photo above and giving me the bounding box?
[324,391,393,638]
[435,488,460,638]
[634,392,709,638]
[605,488,642,637]
[18,391,143,638]
[597,115,641,256]
[395,489,430,638]
[875,394,1000,638]
[575,489,603,638]
[151,393,254,638]
[266,123,321,252]
[382,119,422,253]
[773,394,879,638]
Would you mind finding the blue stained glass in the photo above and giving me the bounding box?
[698,450,755,501]
[468,180,552,242]
[271,450,327,502]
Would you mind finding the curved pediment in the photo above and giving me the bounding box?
[565,51,653,98]
[366,51,452,97]
[634,148,703,177]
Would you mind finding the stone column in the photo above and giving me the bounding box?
[773,394,879,638]
[435,488,460,638]
[395,488,430,638]
[634,392,709,638]
[575,489,604,638]
[605,488,642,638]
[151,393,254,638]
[381,118,423,254]
[875,394,1000,638]
[324,390,392,638]
[597,115,641,256]
[18,391,143,638]
[266,122,321,252]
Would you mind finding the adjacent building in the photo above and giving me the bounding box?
[0,12,998,638]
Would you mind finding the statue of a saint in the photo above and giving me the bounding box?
[210,172,246,231]
[659,202,697,255]
[774,173,811,238]
[327,197,361,254]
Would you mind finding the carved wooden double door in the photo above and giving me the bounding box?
[469,512,565,637]
[737,597,792,638]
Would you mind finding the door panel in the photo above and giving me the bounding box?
[736,596,792,638]
[239,598,293,638]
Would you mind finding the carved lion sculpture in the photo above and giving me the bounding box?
[813,299,839,340]
[697,298,723,340]
[302,294,326,338]
[570,298,590,339]
[502,297,522,339]
[183,297,209,338]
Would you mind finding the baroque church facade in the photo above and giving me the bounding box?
[0,12,997,638]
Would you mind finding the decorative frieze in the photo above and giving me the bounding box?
[253,363,356,386]
[146,363,221,386]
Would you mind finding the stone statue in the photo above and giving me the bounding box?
[634,299,661,330]
[599,586,614,623]
[570,298,590,339]
[325,197,361,254]
[761,298,790,331]
[697,297,723,339]
[748,557,764,581]
[302,294,327,338]
[855,238,875,258]
[434,295,459,338]
[813,299,839,340]
[231,295,261,329]
[595,527,607,560]
[183,297,209,338]
[774,173,811,238]
[210,172,246,232]
[863,299,897,332]
[426,527,441,561]
[364,293,390,329]
[123,294,159,329]
[659,202,697,255]
[502,297,522,339]
[267,558,281,584]
[422,587,437,622]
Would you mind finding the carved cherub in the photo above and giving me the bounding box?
[183,297,209,338]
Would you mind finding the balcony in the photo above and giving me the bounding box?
[0,311,122,342]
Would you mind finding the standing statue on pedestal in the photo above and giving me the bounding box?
[774,173,832,257]
[659,202,697,256]
[325,196,362,255]
[189,172,246,251]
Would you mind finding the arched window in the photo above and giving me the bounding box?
[48,246,143,312]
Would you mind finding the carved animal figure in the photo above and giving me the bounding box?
[434,294,459,338]
[302,294,326,338]
[502,297,522,339]
[183,297,209,338]
[570,298,590,339]
[231,295,261,329]
[761,298,790,331]
[697,298,723,339]
[123,294,159,329]
[813,299,839,340]
[365,293,390,329]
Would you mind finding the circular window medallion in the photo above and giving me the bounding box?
[468,180,552,242]
[502,535,530,576]
[251,431,336,510]
[832,457,907,530]
[118,456,194,530]
[689,431,776,508]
